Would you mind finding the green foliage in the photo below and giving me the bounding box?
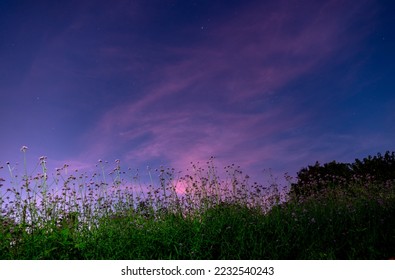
[1,151,395,259]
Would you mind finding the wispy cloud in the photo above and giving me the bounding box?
[68,0,375,181]
[1,0,378,183]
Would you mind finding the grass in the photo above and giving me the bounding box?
[1,149,394,259]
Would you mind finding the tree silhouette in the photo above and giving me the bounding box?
[289,151,395,200]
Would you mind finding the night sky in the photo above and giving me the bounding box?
[1,0,394,185]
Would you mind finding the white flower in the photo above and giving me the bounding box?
[20,146,28,152]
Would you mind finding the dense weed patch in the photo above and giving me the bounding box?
[1,148,394,259]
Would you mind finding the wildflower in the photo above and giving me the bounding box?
[20,146,28,152]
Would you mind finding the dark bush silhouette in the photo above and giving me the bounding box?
[351,151,395,182]
[289,151,395,200]
[289,160,353,199]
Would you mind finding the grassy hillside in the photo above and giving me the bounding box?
[1,156,394,259]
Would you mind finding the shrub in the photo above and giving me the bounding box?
[289,151,395,201]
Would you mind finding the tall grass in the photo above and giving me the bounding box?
[1,149,394,259]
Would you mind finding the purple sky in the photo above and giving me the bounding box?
[1,0,394,185]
